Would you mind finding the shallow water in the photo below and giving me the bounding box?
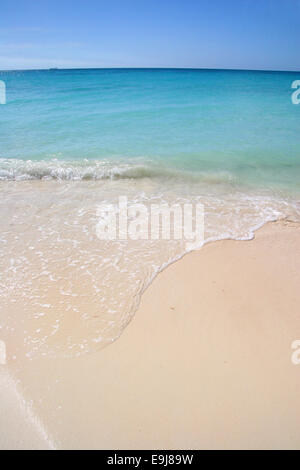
[0,69,299,358]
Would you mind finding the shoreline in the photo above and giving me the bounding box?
[2,220,300,449]
[0,368,55,449]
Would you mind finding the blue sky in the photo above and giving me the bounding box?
[0,0,300,70]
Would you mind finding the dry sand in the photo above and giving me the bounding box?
[2,220,300,449]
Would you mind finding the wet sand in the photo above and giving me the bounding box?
[2,221,300,449]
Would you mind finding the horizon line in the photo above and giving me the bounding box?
[0,66,299,73]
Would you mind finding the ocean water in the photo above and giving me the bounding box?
[0,68,299,358]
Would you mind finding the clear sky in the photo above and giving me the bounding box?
[0,0,300,71]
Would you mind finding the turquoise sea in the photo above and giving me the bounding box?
[1,68,300,189]
[0,68,300,357]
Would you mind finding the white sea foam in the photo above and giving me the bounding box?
[0,170,299,360]
[0,158,237,183]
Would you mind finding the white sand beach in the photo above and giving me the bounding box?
[2,221,300,449]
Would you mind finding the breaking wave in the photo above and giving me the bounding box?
[0,158,236,184]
